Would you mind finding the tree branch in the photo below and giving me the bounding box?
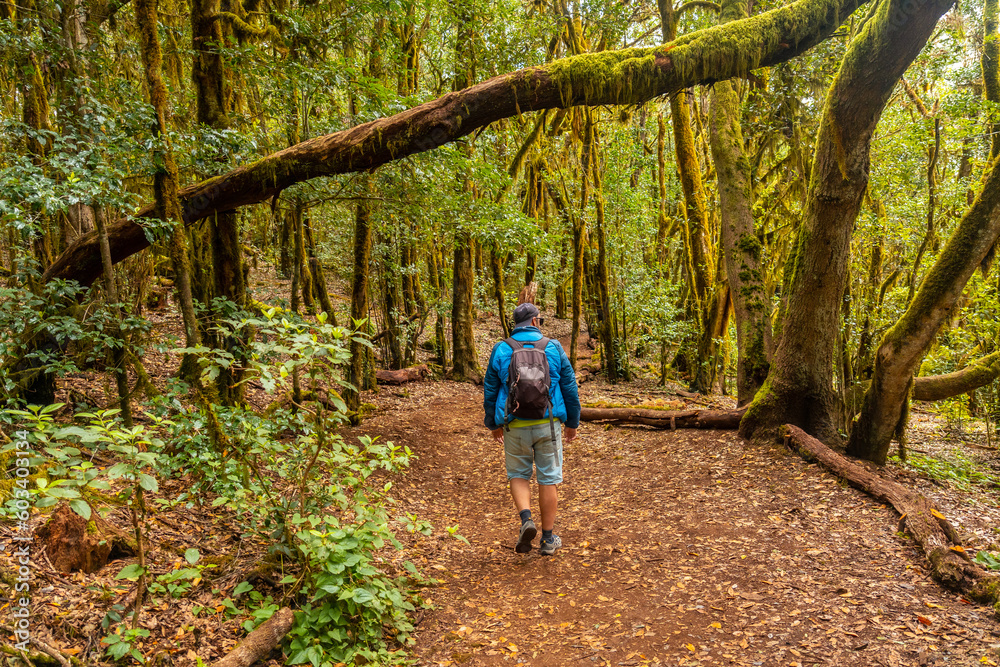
[44,0,872,287]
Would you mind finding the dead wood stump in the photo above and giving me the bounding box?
[35,503,133,574]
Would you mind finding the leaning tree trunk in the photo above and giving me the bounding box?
[709,0,771,406]
[913,351,1000,402]
[847,157,1000,464]
[739,0,956,444]
[43,0,879,289]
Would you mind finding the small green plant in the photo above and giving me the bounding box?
[974,550,1000,571]
[102,626,149,663]
[889,449,1000,492]
[446,524,470,545]
[399,512,433,536]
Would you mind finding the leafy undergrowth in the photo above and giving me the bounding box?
[0,307,438,666]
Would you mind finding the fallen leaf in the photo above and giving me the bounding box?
[710,622,722,629]
[916,615,933,626]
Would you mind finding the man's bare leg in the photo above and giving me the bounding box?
[510,477,531,512]
[538,484,557,531]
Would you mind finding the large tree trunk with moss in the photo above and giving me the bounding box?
[709,0,771,406]
[985,0,1000,159]
[43,0,878,288]
[846,158,1000,464]
[346,177,374,423]
[739,0,955,444]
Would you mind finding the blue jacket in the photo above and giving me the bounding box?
[483,326,581,430]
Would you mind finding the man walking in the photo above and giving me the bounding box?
[483,303,580,556]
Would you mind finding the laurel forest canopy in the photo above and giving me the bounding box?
[3,0,1000,660]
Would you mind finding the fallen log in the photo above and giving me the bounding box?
[783,425,1000,610]
[579,406,746,429]
[376,364,429,385]
[212,607,295,667]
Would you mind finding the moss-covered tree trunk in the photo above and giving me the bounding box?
[740,0,956,444]
[847,157,1000,463]
[192,0,246,404]
[427,236,449,365]
[589,128,625,382]
[985,0,1000,159]
[45,0,880,288]
[346,176,373,422]
[448,0,481,383]
[709,0,771,406]
[135,0,201,383]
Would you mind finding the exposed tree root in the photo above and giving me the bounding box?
[211,607,294,667]
[580,406,745,429]
[783,424,1000,613]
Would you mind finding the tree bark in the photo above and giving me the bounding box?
[451,232,481,382]
[134,0,201,384]
[211,607,294,667]
[912,351,1000,402]
[985,0,1000,159]
[580,406,746,429]
[375,364,429,385]
[847,157,1000,464]
[709,0,771,406]
[785,425,1000,608]
[346,177,373,423]
[740,0,955,444]
[44,0,876,287]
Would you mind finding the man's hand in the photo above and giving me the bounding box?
[491,427,504,444]
[564,427,577,443]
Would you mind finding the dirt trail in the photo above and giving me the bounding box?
[356,382,1000,667]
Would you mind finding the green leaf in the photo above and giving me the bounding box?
[184,548,200,565]
[115,564,148,581]
[233,581,254,596]
[69,499,91,520]
[138,474,158,493]
[352,588,375,604]
[45,486,81,499]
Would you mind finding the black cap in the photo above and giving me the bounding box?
[513,303,540,326]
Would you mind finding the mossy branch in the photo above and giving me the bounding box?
[44,0,876,287]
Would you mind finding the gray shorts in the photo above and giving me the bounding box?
[503,422,563,485]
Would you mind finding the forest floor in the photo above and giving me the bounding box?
[7,277,1000,667]
[354,339,1000,667]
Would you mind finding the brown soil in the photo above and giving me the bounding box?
[358,374,1000,667]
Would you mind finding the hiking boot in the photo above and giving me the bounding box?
[539,534,562,556]
[515,520,537,553]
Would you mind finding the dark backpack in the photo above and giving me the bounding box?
[504,337,556,438]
